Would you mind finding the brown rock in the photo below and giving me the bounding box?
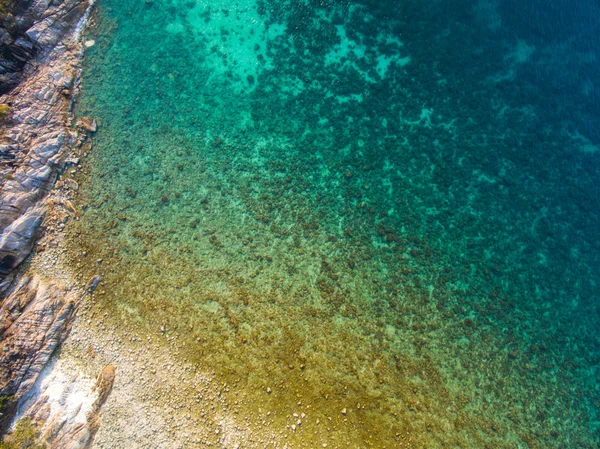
[80,117,97,133]
[93,364,116,406]
[0,276,77,430]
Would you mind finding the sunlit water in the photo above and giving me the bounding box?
[71,0,600,447]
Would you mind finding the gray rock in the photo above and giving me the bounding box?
[86,275,103,294]
[0,0,92,281]
[0,207,44,276]
[0,0,106,444]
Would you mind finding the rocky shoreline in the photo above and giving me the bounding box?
[0,0,115,446]
[0,2,289,447]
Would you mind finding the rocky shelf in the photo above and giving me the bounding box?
[0,1,114,447]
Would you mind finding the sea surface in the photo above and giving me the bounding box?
[72,0,600,447]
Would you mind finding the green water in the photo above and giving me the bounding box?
[72,0,600,447]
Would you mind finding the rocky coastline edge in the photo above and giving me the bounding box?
[0,1,114,447]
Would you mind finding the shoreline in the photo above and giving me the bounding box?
[2,1,599,448]
[0,0,116,446]
[0,2,261,446]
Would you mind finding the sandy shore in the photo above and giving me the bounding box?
[30,233,282,449]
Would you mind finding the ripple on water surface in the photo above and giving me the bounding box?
[72,0,600,447]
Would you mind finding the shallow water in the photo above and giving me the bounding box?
[72,0,600,447]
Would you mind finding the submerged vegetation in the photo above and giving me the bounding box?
[69,0,600,447]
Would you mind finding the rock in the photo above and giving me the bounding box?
[13,362,115,449]
[0,0,96,442]
[62,198,77,213]
[26,1,88,49]
[0,276,77,431]
[92,365,116,408]
[0,0,94,283]
[0,207,45,276]
[80,117,97,133]
[85,275,102,294]
[65,179,79,192]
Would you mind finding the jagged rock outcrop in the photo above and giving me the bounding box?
[0,275,77,426]
[0,0,105,444]
[1,0,89,94]
[13,361,115,449]
[0,0,38,94]
[0,0,91,279]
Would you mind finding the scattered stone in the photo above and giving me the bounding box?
[65,179,79,191]
[80,117,98,133]
[86,275,103,294]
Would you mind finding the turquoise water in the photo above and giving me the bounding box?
[73,0,600,447]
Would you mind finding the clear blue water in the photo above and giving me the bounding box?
[72,0,600,447]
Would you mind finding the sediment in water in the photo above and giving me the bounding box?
[65,0,600,448]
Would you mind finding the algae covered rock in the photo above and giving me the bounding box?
[0,104,10,121]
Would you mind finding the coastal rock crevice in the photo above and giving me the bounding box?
[1,0,89,94]
[0,0,90,278]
